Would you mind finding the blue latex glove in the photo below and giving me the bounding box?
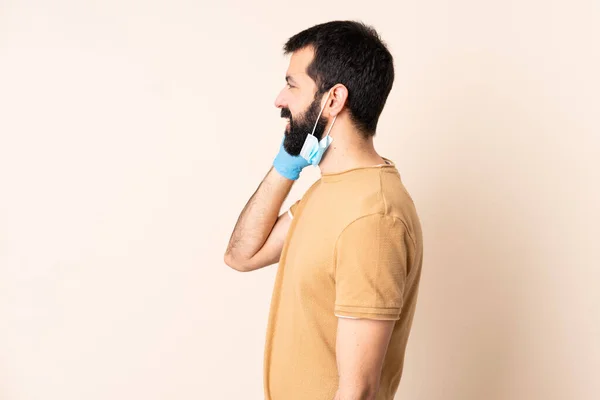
[273,136,311,180]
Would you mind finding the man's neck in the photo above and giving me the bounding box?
[318,129,387,175]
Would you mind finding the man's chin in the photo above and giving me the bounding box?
[283,135,302,156]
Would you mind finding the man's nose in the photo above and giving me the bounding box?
[274,89,287,109]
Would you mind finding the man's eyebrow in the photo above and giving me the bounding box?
[286,75,298,85]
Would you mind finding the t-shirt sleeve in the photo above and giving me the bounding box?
[287,199,301,220]
[334,214,411,320]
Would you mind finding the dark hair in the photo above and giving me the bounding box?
[284,20,395,137]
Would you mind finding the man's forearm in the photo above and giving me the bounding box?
[225,166,293,261]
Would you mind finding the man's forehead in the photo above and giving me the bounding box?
[285,47,314,82]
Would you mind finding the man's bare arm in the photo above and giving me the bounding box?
[224,166,294,272]
[333,318,395,400]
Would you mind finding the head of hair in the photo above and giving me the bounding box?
[283,20,395,137]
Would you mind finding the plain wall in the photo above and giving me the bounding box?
[1,1,598,399]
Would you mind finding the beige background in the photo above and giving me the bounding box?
[1,1,598,399]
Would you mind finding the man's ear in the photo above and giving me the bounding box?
[327,84,348,117]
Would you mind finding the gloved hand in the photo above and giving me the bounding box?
[273,136,311,180]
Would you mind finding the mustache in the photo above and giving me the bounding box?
[280,108,292,119]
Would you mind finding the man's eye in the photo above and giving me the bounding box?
[286,83,293,88]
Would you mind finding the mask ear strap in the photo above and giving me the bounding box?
[309,90,333,137]
[324,115,337,139]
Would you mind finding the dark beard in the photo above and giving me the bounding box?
[280,96,328,156]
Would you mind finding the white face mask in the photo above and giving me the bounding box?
[299,89,337,165]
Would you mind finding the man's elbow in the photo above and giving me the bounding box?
[223,252,252,272]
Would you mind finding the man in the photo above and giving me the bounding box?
[224,20,423,400]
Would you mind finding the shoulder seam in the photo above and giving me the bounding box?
[379,168,387,215]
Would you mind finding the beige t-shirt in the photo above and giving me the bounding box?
[263,159,423,400]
